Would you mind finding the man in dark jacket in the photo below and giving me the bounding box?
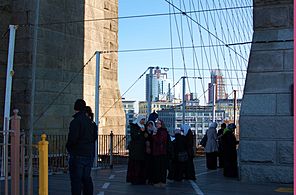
[66,99,98,195]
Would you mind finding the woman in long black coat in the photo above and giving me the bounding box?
[173,129,188,181]
[182,124,196,180]
[221,123,238,178]
[126,115,148,184]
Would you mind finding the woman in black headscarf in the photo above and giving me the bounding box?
[221,123,239,178]
[181,124,196,180]
[126,115,148,184]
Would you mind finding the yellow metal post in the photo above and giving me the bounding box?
[38,134,48,195]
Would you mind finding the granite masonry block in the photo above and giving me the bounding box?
[248,50,283,72]
[12,78,29,91]
[276,93,292,115]
[240,94,276,115]
[244,72,293,93]
[36,53,64,69]
[254,7,289,29]
[34,92,64,105]
[240,165,293,183]
[83,62,97,75]
[83,74,96,85]
[0,1,125,135]
[35,79,44,91]
[254,0,292,6]
[14,38,31,53]
[34,115,64,130]
[43,80,71,93]
[251,40,293,51]
[283,50,293,70]
[278,141,293,164]
[278,28,294,40]
[84,28,104,42]
[239,116,293,139]
[36,68,63,81]
[35,104,70,117]
[253,29,294,42]
[64,58,85,72]
[63,116,73,129]
[289,5,293,27]
[85,0,95,7]
[14,52,31,65]
[38,29,66,45]
[11,91,28,104]
[240,141,276,163]
[85,5,103,19]
[14,67,32,79]
[83,86,95,96]
[63,94,83,106]
[70,83,83,95]
[62,71,83,84]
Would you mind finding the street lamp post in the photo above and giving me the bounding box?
[147,67,153,117]
[212,83,216,122]
[182,76,186,124]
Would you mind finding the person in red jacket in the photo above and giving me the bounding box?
[151,119,170,187]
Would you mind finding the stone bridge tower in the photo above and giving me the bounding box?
[239,0,293,183]
[0,0,125,135]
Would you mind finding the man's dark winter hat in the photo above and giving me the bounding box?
[74,99,86,111]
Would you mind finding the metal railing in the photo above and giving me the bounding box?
[98,132,128,168]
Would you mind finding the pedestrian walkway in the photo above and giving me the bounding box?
[48,157,293,195]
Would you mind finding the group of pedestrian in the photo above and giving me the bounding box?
[204,122,239,178]
[65,99,239,194]
[126,114,196,187]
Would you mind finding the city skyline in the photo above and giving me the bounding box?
[118,0,252,104]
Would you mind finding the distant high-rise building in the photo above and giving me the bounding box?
[146,68,172,102]
[122,99,136,136]
[208,69,226,103]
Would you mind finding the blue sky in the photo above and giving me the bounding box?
[118,0,253,104]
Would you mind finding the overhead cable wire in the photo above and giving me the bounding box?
[196,0,207,104]
[223,0,244,92]
[177,0,191,94]
[170,0,189,80]
[100,68,150,119]
[170,67,247,72]
[232,0,253,64]
[188,0,199,101]
[216,0,236,91]
[224,0,249,91]
[178,0,194,95]
[164,0,248,62]
[168,2,176,102]
[181,0,207,97]
[0,39,290,55]
[20,5,253,27]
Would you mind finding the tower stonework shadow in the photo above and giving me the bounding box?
[239,0,293,183]
[0,0,125,135]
